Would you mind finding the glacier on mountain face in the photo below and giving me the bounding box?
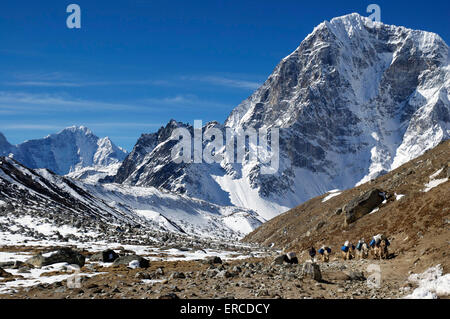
[0,156,264,238]
[109,13,449,219]
[0,126,127,176]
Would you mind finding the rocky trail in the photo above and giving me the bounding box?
[0,241,447,299]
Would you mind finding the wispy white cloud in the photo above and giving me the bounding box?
[3,80,171,88]
[0,124,63,130]
[0,91,232,116]
[4,71,262,90]
[182,75,262,90]
[0,91,153,113]
[142,94,233,109]
[4,71,172,88]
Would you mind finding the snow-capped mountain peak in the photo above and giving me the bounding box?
[0,126,128,175]
[108,13,449,219]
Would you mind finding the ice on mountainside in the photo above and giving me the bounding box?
[109,13,450,218]
[0,126,127,176]
[0,156,264,239]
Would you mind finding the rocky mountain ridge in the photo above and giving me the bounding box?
[0,126,127,176]
[107,13,450,219]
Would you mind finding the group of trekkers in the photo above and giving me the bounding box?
[308,234,391,262]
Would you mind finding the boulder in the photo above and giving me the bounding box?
[206,256,222,265]
[286,252,299,264]
[90,249,119,262]
[170,272,186,279]
[216,270,234,279]
[0,267,13,278]
[343,189,385,226]
[301,262,322,281]
[26,248,85,268]
[315,221,326,230]
[273,253,298,265]
[112,255,150,268]
[12,261,28,269]
[135,272,152,279]
[206,269,219,278]
[0,261,15,268]
[272,254,288,265]
[344,270,366,281]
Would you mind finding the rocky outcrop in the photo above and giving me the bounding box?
[90,249,119,263]
[206,256,223,265]
[112,255,150,268]
[26,248,86,268]
[272,252,298,265]
[343,189,385,226]
[0,267,13,278]
[107,13,450,219]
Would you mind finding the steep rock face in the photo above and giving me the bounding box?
[113,133,159,184]
[111,13,450,219]
[226,13,449,187]
[343,189,385,226]
[114,121,188,188]
[0,126,127,175]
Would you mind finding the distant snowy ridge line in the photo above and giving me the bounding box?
[0,126,127,176]
[0,156,265,240]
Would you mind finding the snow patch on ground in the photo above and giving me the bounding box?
[13,215,100,238]
[0,262,102,294]
[404,265,450,299]
[423,168,448,192]
[322,190,342,202]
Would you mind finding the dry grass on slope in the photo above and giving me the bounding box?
[243,140,449,273]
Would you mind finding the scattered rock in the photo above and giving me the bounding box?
[272,254,288,265]
[159,293,179,299]
[206,269,219,278]
[301,262,322,281]
[216,270,234,279]
[0,267,13,278]
[206,256,222,265]
[286,252,299,264]
[135,272,152,279]
[26,248,85,268]
[112,255,150,268]
[170,272,186,279]
[232,266,242,273]
[90,249,119,262]
[0,261,15,268]
[315,221,326,230]
[344,270,366,281]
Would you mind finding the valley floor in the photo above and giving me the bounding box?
[1,242,448,299]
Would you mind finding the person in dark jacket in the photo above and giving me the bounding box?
[309,247,316,262]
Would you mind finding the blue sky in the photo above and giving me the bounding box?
[0,0,449,151]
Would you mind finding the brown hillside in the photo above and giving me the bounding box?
[243,140,450,273]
